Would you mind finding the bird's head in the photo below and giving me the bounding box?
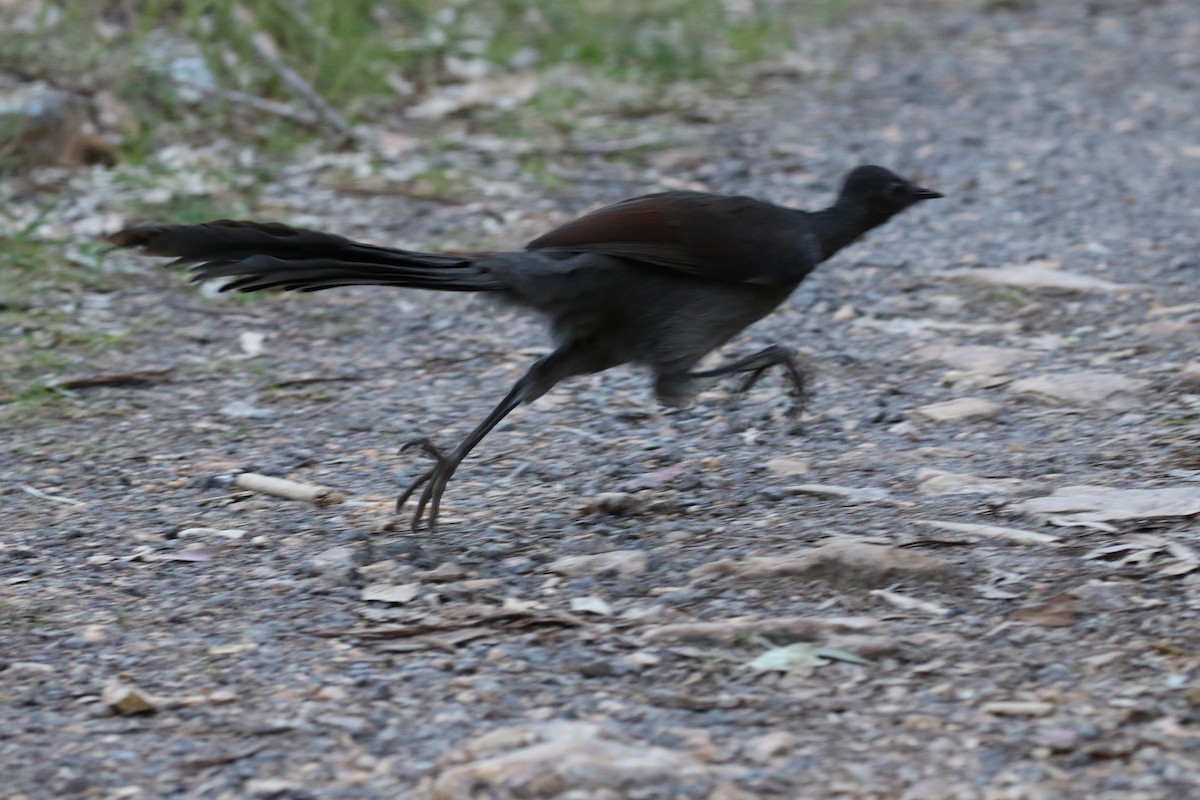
[836,165,942,225]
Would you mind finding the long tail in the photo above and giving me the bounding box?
[107,220,507,293]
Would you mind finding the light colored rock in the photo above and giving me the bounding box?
[901,777,961,800]
[208,689,239,704]
[456,724,550,760]
[1013,485,1200,524]
[102,681,159,715]
[916,468,1022,496]
[219,400,277,420]
[310,545,358,571]
[245,779,302,797]
[82,624,108,643]
[429,722,712,800]
[912,343,1027,388]
[621,651,662,671]
[360,582,421,604]
[1009,371,1149,410]
[6,661,54,674]
[743,731,797,764]
[911,344,1031,375]
[313,685,349,702]
[914,397,1002,422]
[708,782,760,800]
[550,550,648,578]
[1136,318,1200,344]
[569,596,614,616]
[943,261,1128,293]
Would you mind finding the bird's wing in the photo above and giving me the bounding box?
[524,191,823,286]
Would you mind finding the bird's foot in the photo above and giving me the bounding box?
[396,437,457,531]
[781,369,812,424]
[731,346,811,422]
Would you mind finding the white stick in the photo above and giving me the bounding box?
[234,473,343,506]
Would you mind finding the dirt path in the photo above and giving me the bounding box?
[3,2,1200,798]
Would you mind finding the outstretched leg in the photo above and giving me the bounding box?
[398,342,609,531]
[655,344,812,414]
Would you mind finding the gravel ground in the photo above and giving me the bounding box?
[3,2,1200,798]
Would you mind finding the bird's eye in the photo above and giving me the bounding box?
[884,179,908,200]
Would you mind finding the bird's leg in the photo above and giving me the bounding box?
[395,393,521,531]
[397,343,599,531]
[685,344,813,416]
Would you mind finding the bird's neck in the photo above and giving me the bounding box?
[811,203,889,260]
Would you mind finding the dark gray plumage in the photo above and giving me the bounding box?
[109,164,942,529]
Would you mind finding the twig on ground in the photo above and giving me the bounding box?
[222,90,321,127]
[247,33,355,144]
[234,473,345,506]
[20,484,86,506]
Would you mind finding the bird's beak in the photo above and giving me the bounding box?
[912,186,943,200]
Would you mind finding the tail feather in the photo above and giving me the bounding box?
[107,220,507,293]
[212,256,503,292]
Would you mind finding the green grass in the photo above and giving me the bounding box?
[0,228,136,412]
[0,309,129,407]
[0,1,855,158]
[125,192,233,225]
[0,232,121,301]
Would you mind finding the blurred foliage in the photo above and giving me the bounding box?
[0,0,853,151]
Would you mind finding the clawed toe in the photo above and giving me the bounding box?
[398,437,435,456]
[735,367,770,395]
[395,438,457,531]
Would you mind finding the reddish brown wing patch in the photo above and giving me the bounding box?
[527,193,685,251]
[525,192,819,286]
